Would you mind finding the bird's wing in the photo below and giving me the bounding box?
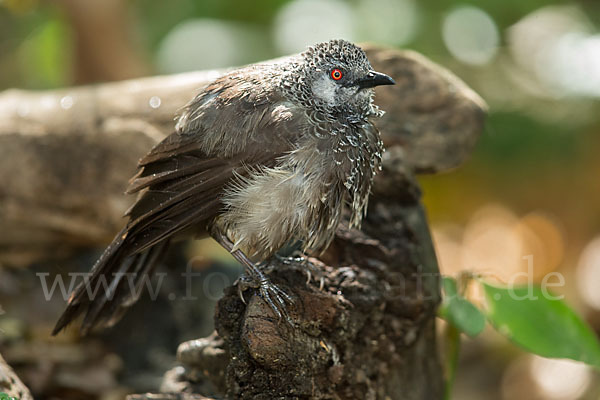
[137,65,300,166]
[52,66,305,335]
[122,65,304,253]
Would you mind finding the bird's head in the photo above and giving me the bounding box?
[282,39,395,119]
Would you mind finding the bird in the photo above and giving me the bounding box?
[52,39,395,335]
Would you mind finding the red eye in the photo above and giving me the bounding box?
[331,68,343,81]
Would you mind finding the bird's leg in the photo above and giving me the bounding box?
[210,230,294,323]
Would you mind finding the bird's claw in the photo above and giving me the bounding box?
[235,267,295,325]
[275,253,305,266]
[234,274,254,304]
[257,276,294,325]
[275,254,325,289]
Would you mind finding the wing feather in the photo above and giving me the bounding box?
[122,64,303,254]
[54,63,306,334]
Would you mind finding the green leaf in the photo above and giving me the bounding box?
[483,283,600,368]
[442,276,458,298]
[440,277,486,338]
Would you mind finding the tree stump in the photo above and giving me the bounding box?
[165,148,443,399]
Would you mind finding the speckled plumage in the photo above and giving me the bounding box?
[53,40,392,334]
[219,41,385,258]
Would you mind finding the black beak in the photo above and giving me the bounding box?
[357,70,395,89]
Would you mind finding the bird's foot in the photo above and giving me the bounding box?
[235,264,295,325]
[274,254,325,290]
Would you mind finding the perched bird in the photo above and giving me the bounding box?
[52,39,394,335]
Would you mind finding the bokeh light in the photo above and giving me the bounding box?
[576,236,600,310]
[530,356,592,400]
[442,6,499,66]
[433,205,564,284]
[355,0,419,46]
[508,5,600,98]
[157,19,267,72]
[501,355,593,400]
[273,0,355,54]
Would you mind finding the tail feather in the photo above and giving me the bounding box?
[52,141,237,336]
[51,230,170,336]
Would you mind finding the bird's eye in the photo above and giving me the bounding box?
[330,68,343,81]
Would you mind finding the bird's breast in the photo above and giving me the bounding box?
[218,116,381,260]
[219,160,343,259]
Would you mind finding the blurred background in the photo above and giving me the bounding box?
[0,0,599,399]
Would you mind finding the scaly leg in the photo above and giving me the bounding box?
[211,229,294,323]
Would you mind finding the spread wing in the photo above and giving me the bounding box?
[53,65,304,334]
[124,65,303,250]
